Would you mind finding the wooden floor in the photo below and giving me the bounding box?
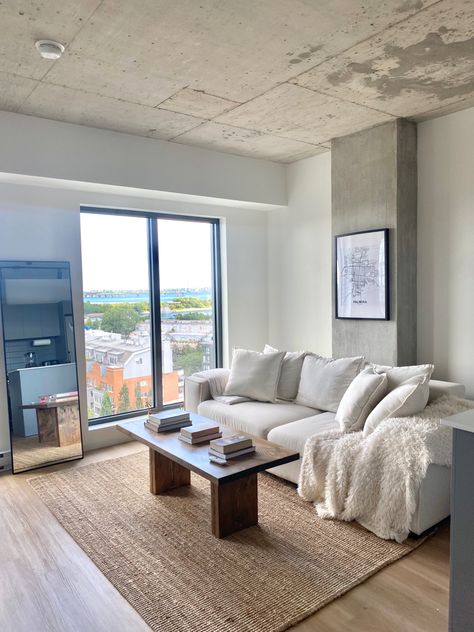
[0,442,450,632]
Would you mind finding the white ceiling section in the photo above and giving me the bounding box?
[1,0,474,162]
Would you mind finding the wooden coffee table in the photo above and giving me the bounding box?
[117,415,299,538]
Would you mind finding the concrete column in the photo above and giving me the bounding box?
[331,119,417,366]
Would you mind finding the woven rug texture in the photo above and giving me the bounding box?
[29,450,427,632]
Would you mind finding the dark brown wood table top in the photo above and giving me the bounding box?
[117,414,299,485]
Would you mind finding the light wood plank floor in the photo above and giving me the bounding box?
[0,442,450,632]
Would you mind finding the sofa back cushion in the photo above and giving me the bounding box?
[363,373,431,436]
[370,363,434,392]
[224,348,285,403]
[264,344,306,401]
[336,368,388,432]
[295,354,365,413]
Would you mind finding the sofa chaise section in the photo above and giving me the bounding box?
[185,370,465,535]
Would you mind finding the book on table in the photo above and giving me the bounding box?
[180,423,220,439]
[144,412,192,433]
[148,409,190,425]
[209,434,253,454]
[208,445,256,464]
[179,430,222,445]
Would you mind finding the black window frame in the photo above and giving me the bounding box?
[81,206,222,426]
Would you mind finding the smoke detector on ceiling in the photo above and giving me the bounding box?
[35,40,65,60]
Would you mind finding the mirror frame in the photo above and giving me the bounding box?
[0,260,84,474]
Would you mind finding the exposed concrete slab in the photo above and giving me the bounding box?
[293,0,474,118]
[0,72,38,112]
[0,0,472,162]
[45,52,186,108]
[159,88,240,119]
[18,83,205,140]
[174,122,327,162]
[41,0,438,103]
[216,83,394,145]
[0,0,100,80]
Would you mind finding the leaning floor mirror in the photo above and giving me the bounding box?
[0,261,83,473]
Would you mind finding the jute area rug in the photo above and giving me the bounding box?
[29,450,426,632]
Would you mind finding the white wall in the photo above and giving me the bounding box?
[0,113,275,454]
[418,107,474,396]
[0,111,286,208]
[267,153,332,355]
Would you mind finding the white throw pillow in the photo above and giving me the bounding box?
[363,373,431,436]
[295,354,365,413]
[336,368,388,433]
[264,344,306,401]
[224,348,285,402]
[371,363,434,392]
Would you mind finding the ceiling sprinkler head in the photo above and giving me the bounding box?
[35,40,65,60]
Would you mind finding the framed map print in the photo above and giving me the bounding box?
[335,229,389,320]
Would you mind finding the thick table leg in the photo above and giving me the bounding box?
[37,408,60,446]
[149,448,191,494]
[211,474,258,538]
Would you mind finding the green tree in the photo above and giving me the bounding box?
[118,383,131,413]
[173,344,204,376]
[101,305,140,337]
[100,391,114,417]
[168,297,212,311]
[135,382,143,410]
[175,312,210,321]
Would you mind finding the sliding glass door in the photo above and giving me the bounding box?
[80,209,221,424]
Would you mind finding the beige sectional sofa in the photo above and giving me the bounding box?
[185,369,465,535]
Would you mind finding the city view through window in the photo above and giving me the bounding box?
[80,212,218,421]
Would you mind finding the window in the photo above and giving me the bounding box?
[158,218,217,405]
[80,209,221,425]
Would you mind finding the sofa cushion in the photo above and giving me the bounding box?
[264,344,305,401]
[295,354,365,412]
[267,412,338,455]
[197,399,320,438]
[224,348,285,402]
[363,374,431,436]
[371,363,434,392]
[335,368,388,432]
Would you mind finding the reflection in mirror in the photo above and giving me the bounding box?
[0,261,83,473]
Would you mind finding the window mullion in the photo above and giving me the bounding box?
[148,218,164,410]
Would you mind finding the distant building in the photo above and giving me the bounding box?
[85,330,179,417]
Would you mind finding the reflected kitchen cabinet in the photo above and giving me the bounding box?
[0,261,83,473]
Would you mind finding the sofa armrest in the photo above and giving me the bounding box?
[184,368,231,413]
[428,379,466,403]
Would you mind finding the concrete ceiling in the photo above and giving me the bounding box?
[1,0,474,163]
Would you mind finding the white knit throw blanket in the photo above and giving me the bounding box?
[298,396,474,542]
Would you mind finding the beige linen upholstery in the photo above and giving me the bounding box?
[197,400,319,438]
[363,374,431,436]
[186,368,465,536]
[428,379,465,402]
[184,368,230,413]
[295,354,364,412]
[224,348,285,402]
[266,413,337,483]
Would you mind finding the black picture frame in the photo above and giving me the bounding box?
[335,228,389,320]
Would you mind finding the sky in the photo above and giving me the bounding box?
[80,213,213,292]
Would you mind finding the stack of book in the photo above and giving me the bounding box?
[179,422,222,444]
[144,409,192,433]
[208,434,255,464]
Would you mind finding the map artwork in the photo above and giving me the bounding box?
[336,230,388,319]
